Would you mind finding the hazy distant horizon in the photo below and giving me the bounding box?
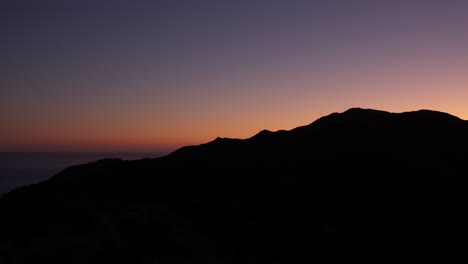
[0,150,174,156]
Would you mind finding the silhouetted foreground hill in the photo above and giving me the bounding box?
[1,108,468,263]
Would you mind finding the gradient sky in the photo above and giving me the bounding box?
[2,0,468,152]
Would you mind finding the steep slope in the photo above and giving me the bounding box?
[1,108,468,264]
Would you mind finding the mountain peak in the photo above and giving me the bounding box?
[342,107,390,116]
[257,129,273,136]
[311,108,391,124]
[344,107,372,112]
[337,108,461,121]
[400,109,462,121]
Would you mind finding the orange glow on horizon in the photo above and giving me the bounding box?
[2,65,468,152]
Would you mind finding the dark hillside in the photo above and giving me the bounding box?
[1,108,468,263]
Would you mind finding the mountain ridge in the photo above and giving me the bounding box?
[177,108,465,150]
[169,108,467,158]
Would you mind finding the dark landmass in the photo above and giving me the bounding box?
[0,152,169,195]
[1,108,468,263]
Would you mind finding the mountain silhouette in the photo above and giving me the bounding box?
[1,108,468,263]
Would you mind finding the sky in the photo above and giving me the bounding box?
[2,0,468,152]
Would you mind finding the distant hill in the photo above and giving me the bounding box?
[1,108,468,263]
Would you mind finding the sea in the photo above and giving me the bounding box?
[0,152,169,196]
